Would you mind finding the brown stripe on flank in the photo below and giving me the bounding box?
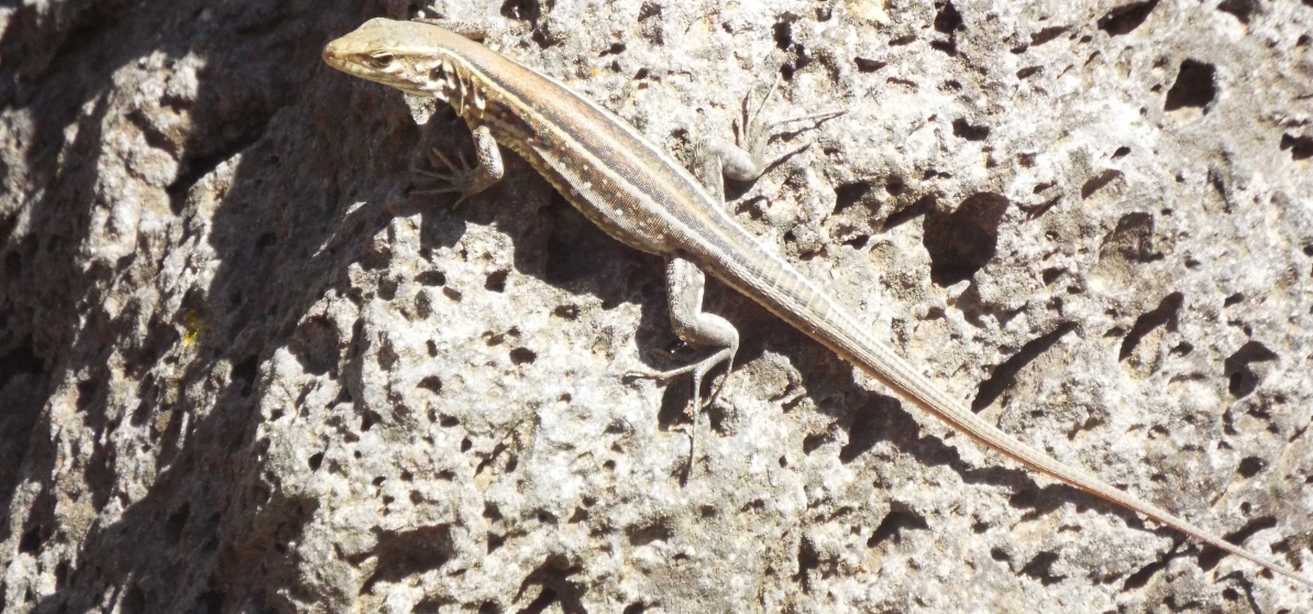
[467,55,705,197]
[447,44,760,253]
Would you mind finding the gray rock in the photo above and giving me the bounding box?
[2,0,1311,612]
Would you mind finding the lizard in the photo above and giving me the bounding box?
[321,16,1312,588]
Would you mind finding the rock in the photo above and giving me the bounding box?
[2,1,1311,611]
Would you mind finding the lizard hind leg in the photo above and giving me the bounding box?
[704,73,845,183]
[626,257,740,470]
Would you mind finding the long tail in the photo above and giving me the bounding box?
[847,332,1313,588]
[712,248,1312,588]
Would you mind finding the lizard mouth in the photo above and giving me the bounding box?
[321,40,419,95]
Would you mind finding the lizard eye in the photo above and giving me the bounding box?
[364,53,394,69]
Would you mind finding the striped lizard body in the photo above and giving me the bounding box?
[322,17,1311,588]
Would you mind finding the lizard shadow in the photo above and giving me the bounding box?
[684,270,1157,539]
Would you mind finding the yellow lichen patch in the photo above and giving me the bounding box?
[182,309,205,347]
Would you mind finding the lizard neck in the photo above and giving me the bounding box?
[409,55,489,123]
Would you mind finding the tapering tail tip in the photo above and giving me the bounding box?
[1230,544,1313,590]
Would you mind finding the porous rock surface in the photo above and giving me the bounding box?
[2,0,1312,611]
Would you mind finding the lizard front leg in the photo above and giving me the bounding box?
[410,123,504,205]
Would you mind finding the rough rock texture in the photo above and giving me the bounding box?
[3,0,1313,611]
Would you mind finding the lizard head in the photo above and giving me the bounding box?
[323,17,482,104]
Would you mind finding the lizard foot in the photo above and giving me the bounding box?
[625,346,736,472]
[722,73,845,182]
[410,147,484,206]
